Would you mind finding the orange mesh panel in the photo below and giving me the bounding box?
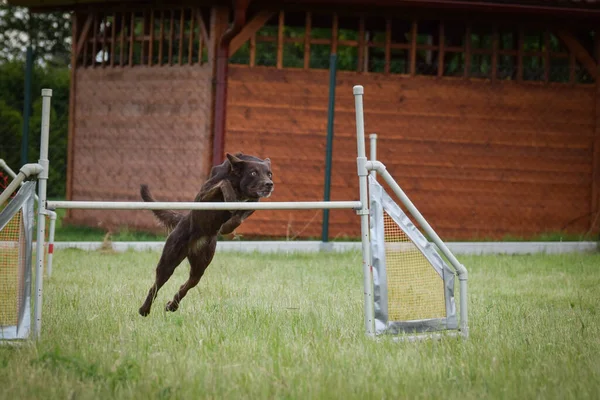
[0,209,24,327]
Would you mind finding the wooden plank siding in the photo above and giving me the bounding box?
[226,65,595,240]
[66,65,213,231]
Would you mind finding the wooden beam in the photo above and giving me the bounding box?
[197,8,209,45]
[75,13,93,59]
[128,12,134,67]
[409,20,417,76]
[357,15,364,72]
[149,9,154,66]
[229,10,276,57]
[92,13,98,67]
[464,24,471,78]
[304,12,311,70]
[188,8,194,65]
[491,25,498,82]
[332,13,339,55]
[277,11,284,69]
[119,12,125,67]
[250,33,256,67]
[178,8,184,65]
[517,27,523,81]
[384,17,390,73]
[438,22,444,77]
[110,12,116,67]
[158,10,164,65]
[557,30,598,79]
[168,10,174,65]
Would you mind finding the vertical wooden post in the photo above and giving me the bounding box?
[208,6,231,168]
[179,8,185,65]
[101,14,106,67]
[384,18,391,74]
[438,22,445,77]
[277,11,284,69]
[140,10,146,65]
[332,13,339,55]
[189,8,195,65]
[110,12,116,67]
[517,27,524,81]
[197,10,204,65]
[129,12,135,67]
[119,12,125,67]
[304,12,311,70]
[149,10,154,66]
[250,33,256,67]
[92,14,98,67]
[544,30,550,83]
[491,25,498,82]
[82,16,88,67]
[357,16,365,72]
[158,10,164,66]
[464,24,471,78]
[168,10,174,66]
[410,20,417,76]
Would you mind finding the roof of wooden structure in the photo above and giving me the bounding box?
[8,0,600,16]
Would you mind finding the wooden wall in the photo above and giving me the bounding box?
[67,65,213,231]
[227,65,596,240]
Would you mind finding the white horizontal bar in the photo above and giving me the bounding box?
[46,200,362,211]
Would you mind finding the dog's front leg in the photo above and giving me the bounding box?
[219,210,255,235]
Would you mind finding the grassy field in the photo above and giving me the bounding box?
[1,250,599,399]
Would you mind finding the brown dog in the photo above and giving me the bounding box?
[138,152,273,316]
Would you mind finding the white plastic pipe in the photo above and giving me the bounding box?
[46,200,361,211]
[353,85,375,337]
[369,133,377,180]
[0,163,43,205]
[34,89,52,339]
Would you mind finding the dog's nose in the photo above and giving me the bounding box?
[265,182,273,189]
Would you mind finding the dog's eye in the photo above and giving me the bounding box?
[251,171,257,177]
[268,172,272,178]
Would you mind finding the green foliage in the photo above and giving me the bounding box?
[0,3,71,66]
[0,61,69,198]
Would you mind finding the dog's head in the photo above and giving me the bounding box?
[226,153,274,199]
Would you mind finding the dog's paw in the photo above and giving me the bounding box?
[165,301,179,312]
[138,306,150,317]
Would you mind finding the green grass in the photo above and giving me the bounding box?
[1,250,599,399]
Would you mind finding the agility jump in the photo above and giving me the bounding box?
[0,86,468,341]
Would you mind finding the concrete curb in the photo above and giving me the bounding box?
[50,241,599,255]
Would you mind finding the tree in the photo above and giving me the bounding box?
[0,1,71,66]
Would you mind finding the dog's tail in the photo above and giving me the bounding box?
[140,184,184,230]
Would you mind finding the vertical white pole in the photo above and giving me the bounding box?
[369,133,377,180]
[353,85,375,336]
[34,88,52,339]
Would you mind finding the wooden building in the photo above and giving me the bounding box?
[9,0,600,240]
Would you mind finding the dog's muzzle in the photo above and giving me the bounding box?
[258,182,274,198]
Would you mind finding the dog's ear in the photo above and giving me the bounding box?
[263,158,271,168]
[226,153,244,170]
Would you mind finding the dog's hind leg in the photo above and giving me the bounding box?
[165,236,217,312]
[139,223,190,317]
